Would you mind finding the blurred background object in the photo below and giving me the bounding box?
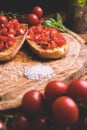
[1,0,87,33]
[66,0,87,33]
[0,0,70,14]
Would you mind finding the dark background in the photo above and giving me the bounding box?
[0,0,70,14]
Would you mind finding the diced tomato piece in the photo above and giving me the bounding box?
[8,28,16,36]
[50,28,58,37]
[5,41,14,49]
[35,24,43,33]
[34,34,41,41]
[50,40,57,49]
[0,24,5,29]
[18,28,25,35]
[7,40,14,47]
[5,42,10,49]
[0,27,8,36]
[0,41,4,51]
[28,29,34,40]
[54,33,66,46]
[8,33,14,38]
[5,21,14,29]
[8,37,16,43]
[0,35,8,42]
[41,32,50,42]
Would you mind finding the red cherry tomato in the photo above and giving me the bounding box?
[32,6,43,18]
[0,15,8,24]
[28,13,40,26]
[22,90,43,116]
[44,80,68,103]
[52,96,79,126]
[14,115,30,130]
[67,79,87,102]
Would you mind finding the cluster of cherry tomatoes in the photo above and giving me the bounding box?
[1,79,87,130]
[27,6,44,26]
[0,15,26,51]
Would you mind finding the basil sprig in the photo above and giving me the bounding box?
[42,13,67,32]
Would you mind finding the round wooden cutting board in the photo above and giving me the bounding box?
[0,29,87,110]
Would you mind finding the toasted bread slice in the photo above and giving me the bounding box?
[0,24,28,61]
[26,35,68,59]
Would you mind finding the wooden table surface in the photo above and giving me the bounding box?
[79,34,87,80]
[79,34,87,43]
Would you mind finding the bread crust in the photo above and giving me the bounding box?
[26,35,68,59]
[0,24,28,61]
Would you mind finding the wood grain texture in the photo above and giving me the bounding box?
[0,30,87,110]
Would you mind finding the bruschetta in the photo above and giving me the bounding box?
[0,16,28,61]
[26,24,68,59]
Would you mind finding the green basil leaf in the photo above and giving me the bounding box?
[42,13,67,32]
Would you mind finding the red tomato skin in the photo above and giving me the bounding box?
[8,33,14,38]
[67,79,87,101]
[44,80,68,103]
[22,90,43,116]
[8,28,16,35]
[0,15,8,24]
[14,115,30,130]
[32,6,43,18]
[0,27,8,36]
[52,96,79,126]
[11,18,19,24]
[28,13,40,26]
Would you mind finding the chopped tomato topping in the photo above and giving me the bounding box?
[0,16,26,51]
[28,24,66,50]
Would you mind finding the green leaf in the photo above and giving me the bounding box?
[42,13,67,32]
[77,0,87,5]
[56,13,63,24]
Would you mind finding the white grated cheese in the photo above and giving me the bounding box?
[23,64,54,80]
